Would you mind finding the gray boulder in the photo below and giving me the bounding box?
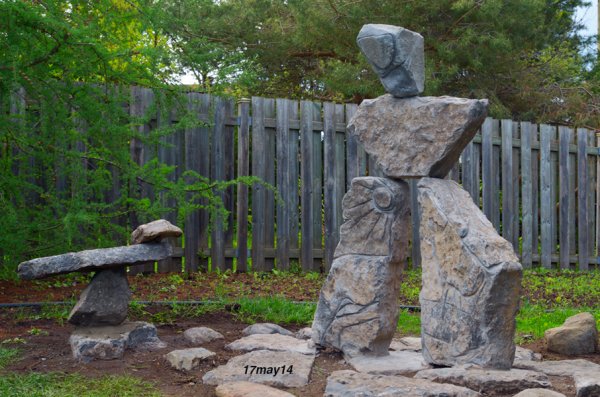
[415,367,551,395]
[348,350,431,375]
[183,327,224,344]
[348,95,488,179]
[418,178,522,369]
[226,333,315,355]
[312,177,410,357]
[573,371,600,397]
[324,370,481,397]
[18,242,172,279]
[513,390,566,397]
[357,24,424,98]
[69,321,165,362]
[68,268,131,326]
[215,382,295,397]
[242,323,294,337]
[544,312,598,355]
[164,347,215,371]
[131,219,182,244]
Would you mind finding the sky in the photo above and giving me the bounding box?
[577,0,598,39]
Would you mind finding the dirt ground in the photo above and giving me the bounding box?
[1,307,599,397]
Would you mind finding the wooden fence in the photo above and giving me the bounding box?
[8,88,600,272]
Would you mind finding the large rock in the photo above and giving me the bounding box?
[68,268,131,326]
[202,350,314,388]
[415,367,551,395]
[324,370,481,397]
[242,323,294,337]
[69,321,165,362]
[573,371,600,397]
[356,24,424,98]
[183,327,224,344]
[215,381,295,397]
[164,347,215,371]
[418,178,523,369]
[348,95,488,178]
[544,312,598,355]
[131,219,182,244]
[226,334,315,355]
[312,177,410,357]
[18,242,172,279]
[348,350,431,375]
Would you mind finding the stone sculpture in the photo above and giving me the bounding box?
[313,23,522,371]
[312,177,410,357]
[17,219,180,361]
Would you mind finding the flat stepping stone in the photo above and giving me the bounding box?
[324,370,481,397]
[415,367,551,395]
[18,242,172,279]
[165,347,215,371]
[242,323,293,337]
[513,359,600,376]
[215,381,295,397]
[69,321,165,362]
[513,389,566,397]
[183,327,224,344]
[226,333,315,355]
[203,350,314,388]
[348,350,431,375]
[131,219,182,244]
[573,372,600,397]
[389,337,422,352]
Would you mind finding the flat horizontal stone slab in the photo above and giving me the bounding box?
[513,389,566,397]
[415,367,551,395]
[226,334,316,355]
[215,381,295,397]
[389,337,422,352]
[574,371,600,397]
[203,350,314,388]
[165,347,215,371]
[183,327,224,345]
[324,370,481,397]
[348,95,488,178]
[70,321,165,362]
[18,242,172,279]
[242,323,294,337]
[348,350,431,375]
[513,359,600,377]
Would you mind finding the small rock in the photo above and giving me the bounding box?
[202,350,314,388]
[573,371,600,397]
[515,346,543,362]
[348,350,431,375]
[183,327,224,344]
[295,327,313,340]
[70,321,165,362]
[68,268,131,326]
[226,334,315,355]
[215,381,295,397]
[165,347,215,371]
[242,323,293,337]
[131,219,182,244]
[545,313,598,355]
[415,367,551,395]
[513,389,566,397]
[389,337,422,352]
[324,370,481,397]
[356,24,424,98]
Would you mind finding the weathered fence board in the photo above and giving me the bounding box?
[521,122,533,268]
[236,98,251,272]
[300,100,315,271]
[559,126,571,269]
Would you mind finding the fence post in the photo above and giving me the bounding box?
[236,98,251,272]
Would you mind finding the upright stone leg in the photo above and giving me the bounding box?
[312,177,410,358]
[418,177,522,369]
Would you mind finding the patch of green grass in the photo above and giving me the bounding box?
[235,296,316,325]
[516,303,600,340]
[0,373,161,397]
[0,346,20,369]
[397,309,421,335]
[13,304,71,325]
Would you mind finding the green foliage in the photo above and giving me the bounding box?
[0,373,161,397]
[235,296,316,325]
[0,346,20,370]
[397,309,421,336]
[516,303,600,340]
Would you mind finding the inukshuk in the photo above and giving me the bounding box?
[17,219,180,361]
[312,24,523,369]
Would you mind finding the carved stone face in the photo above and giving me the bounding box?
[335,177,410,264]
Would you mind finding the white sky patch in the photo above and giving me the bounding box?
[576,0,598,38]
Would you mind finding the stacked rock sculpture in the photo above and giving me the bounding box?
[17,219,181,362]
[312,24,523,370]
